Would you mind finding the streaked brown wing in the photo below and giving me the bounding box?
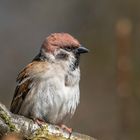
[10,75,32,114]
[10,62,33,114]
[10,61,48,114]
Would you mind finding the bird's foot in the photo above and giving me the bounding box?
[34,118,46,126]
[60,124,72,134]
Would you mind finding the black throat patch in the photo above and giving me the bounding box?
[70,53,80,71]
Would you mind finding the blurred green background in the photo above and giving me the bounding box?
[0,1,140,140]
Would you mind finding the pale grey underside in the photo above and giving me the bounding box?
[18,57,80,124]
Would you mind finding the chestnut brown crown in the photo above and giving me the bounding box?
[41,33,81,52]
[33,33,88,69]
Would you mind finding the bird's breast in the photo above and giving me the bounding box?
[20,65,81,124]
[40,67,80,124]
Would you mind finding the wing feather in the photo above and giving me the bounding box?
[10,71,32,113]
[10,61,48,114]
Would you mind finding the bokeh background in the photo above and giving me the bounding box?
[0,1,140,140]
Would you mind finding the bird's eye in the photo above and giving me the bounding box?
[65,46,72,51]
[64,46,76,52]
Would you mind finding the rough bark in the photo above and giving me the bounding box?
[0,102,96,140]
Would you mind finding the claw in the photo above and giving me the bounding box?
[60,124,72,134]
[34,118,45,126]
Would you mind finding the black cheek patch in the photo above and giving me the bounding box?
[56,52,69,60]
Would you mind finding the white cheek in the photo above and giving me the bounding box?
[41,48,55,62]
[45,53,55,61]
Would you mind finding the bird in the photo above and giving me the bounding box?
[10,33,89,133]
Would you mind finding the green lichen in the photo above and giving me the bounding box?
[0,108,17,132]
[30,125,70,140]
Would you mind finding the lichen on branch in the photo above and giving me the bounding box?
[0,102,95,140]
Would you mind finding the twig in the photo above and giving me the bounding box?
[0,102,95,140]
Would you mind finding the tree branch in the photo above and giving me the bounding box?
[0,102,96,140]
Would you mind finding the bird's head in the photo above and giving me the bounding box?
[39,33,89,70]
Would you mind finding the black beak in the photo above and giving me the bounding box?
[76,46,89,54]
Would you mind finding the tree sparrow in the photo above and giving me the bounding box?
[10,33,88,132]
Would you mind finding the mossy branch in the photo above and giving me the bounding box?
[0,102,96,140]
